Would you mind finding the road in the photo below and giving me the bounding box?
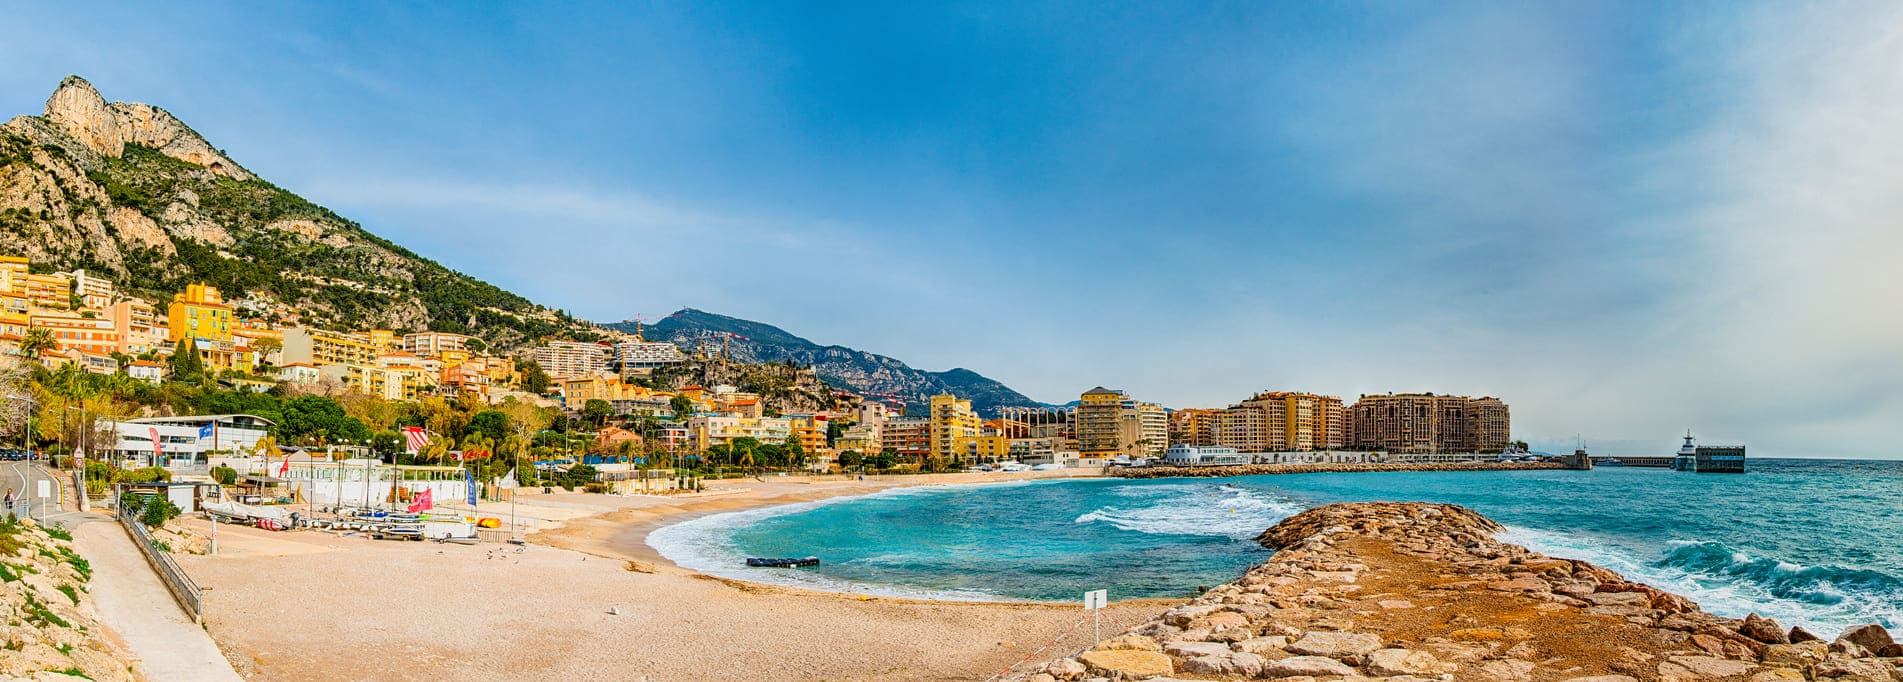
[6,462,243,681]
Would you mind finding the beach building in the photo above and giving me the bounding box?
[1161,444,1251,466]
[103,414,274,471]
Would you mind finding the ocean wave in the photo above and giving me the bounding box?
[1073,484,1303,539]
[1501,527,1902,634]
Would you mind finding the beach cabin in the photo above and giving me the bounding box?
[1162,445,1250,466]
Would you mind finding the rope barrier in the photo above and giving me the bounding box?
[982,604,1157,681]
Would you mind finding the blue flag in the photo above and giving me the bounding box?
[198,423,216,441]
[465,467,477,506]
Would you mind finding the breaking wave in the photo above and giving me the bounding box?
[1073,484,1304,539]
[1502,528,1902,635]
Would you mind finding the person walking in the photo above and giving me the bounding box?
[3,488,14,515]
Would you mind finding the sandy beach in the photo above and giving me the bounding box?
[178,468,1175,681]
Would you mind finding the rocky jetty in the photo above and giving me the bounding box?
[1110,462,1563,480]
[1013,502,1902,681]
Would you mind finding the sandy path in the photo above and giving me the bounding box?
[71,515,243,681]
[182,469,1177,681]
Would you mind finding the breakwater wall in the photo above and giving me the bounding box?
[1012,502,1902,681]
[1108,461,1564,479]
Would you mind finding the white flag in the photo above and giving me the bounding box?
[497,470,518,490]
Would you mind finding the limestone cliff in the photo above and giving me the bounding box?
[0,76,580,346]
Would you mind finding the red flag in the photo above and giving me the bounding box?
[147,427,163,458]
[406,488,433,513]
[278,453,291,477]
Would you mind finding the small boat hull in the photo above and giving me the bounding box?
[746,556,820,568]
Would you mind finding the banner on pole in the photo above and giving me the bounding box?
[1083,589,1107,610]
[465,468,477,506]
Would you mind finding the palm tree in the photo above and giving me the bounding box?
[20,328,56,360]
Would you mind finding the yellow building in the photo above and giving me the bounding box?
[0,256,25,294]
[365,329,397,353]
[167,284,232,343]
[23,273,72,310]
[166,284,250,372]
[951,434,1011,463]
[1076,387,1129,459]
[927,393,981,465]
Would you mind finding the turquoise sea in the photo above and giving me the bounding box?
[646,459,1903,635]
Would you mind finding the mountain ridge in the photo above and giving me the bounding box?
[610,308,1046,416]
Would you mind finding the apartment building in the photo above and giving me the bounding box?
[0,256,24,295]
[951,434,1011,463]
[1347,393,1512,452]
[1169,408,1222,447]
[612,340,686,376]
[1076,387,1128,459]
[167,284,250,371]
[166,284,232,344]
[525,340,610,379]
[59,269,114,310]
[685,415,795,452]
[1217,391,1345,452]
[881,416,929,462]
[106,299,161,356]
[281,327,379,367]
[928,393,981,464]
[402,331,471,358]
[28,313,119,356]
[22,273,71,310]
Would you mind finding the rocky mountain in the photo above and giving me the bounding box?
[612,308,1045,416]
[0,76,576,347]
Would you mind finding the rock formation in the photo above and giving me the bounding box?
[0,519,134,681]
[1013,502,1903,681]
[38,75,251,179]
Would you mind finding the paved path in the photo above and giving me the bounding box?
[18,464,243,681]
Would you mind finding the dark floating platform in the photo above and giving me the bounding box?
[746,556,820,568]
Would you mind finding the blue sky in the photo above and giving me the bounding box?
[5,2,1900,457]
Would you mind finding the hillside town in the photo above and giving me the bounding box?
[2,253,1517,494]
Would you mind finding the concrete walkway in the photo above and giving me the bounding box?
[50,466,242,681]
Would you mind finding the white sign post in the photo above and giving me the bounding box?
[35,480,48,526]
[1083,589,1108,644]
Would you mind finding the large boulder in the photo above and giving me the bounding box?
[1739,614,1790,645]
[1263,655,1356,678]
[1836,624,1894,654]
[1077,650,1173,679]
[1286,631,1382,659]
[1367,648,1456,676]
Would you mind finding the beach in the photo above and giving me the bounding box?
[177,468,1174,681]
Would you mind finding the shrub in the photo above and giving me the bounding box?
[140,498,180,529]
[210,465,238,486]
[123,467,172,484]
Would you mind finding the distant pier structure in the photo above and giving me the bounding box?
[1561,448,1593,470]
[1672,432,1746,473]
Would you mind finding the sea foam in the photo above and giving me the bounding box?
[1501,527,1902,634]
[1073,483,1304,539]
